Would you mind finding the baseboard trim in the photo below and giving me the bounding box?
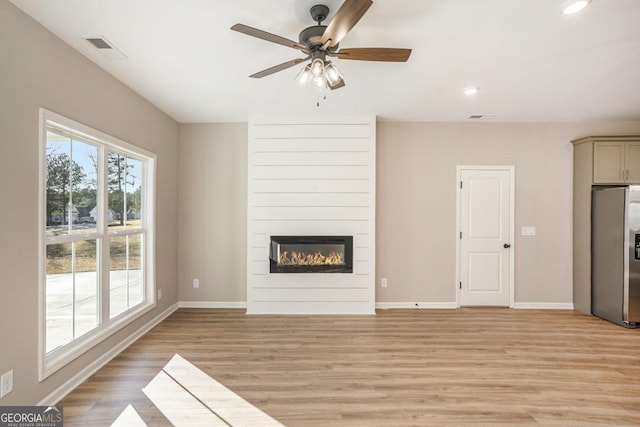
[513,302,575,310]
[376,302,458,309]
[177,301,575,311]
[181,301,463,311]
[38,302,179,406]
[375,302,575,310]
[179,301,247,309]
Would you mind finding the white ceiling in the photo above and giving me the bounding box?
[9,0,640,123]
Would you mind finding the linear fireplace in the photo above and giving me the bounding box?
[269,236,353,273]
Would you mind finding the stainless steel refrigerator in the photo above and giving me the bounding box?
[592,186,640,328]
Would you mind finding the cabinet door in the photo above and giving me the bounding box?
[593,141,625,183]
[625,142,640,183]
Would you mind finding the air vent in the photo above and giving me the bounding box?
[84,36,128,60]
[468,114,496,120]
[85,38,112,49]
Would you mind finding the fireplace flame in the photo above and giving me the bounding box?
[278,250,344,266]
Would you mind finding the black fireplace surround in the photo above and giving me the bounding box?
[269,236,353,273]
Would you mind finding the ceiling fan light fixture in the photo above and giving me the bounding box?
[563,0,591,15]
[296,64,313,85]
[313,75,326,88]
[311,58,325,77]
[324,62,343,86]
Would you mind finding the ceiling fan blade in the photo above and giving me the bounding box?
[320,0,373,48]
[335,48,412,62]
[231,23,308,52]
[249,57,310,79]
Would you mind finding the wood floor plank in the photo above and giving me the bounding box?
[59,308,640,426]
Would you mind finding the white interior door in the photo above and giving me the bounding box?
[458,166,514,307]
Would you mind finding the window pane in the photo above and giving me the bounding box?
[71,140,98,235]
[45,241,99,354]
[125,158,143,230]
[46,133,98,237]
[128,234,144,308]
[46,133,71,237]
[108,153,143,230]
[107,153,126,229]
[110,234,144,318]
[74,240,99,337]
[46,243,73,353]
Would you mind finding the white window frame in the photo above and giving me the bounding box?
[38,108,156,380]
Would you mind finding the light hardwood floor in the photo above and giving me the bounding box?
[60,308,640,426]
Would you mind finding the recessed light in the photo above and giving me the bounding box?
[464,87,479,96]
[563,0,591,15]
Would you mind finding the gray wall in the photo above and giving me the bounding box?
[0,2,179,404]
[178,124,247,303]
[178,121,640,306]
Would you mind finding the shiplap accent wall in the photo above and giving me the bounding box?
[247,115,376,314]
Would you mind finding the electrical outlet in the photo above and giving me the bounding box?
[1,370,13,398]
[157,289,162,301]
[381,278,388,288]
[193,278,200,288]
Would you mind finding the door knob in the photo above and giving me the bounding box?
[503,243,511,249]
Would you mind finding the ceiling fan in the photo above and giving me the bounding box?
[231,0,411,95]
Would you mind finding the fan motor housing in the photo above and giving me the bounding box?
[299,25,339,51]
[299,25,325,47]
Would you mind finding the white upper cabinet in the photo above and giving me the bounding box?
[593,140,640,184]
[625,143,640,183]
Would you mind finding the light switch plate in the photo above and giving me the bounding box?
[521,226,536,236]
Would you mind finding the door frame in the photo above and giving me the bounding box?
[455,165,515,308]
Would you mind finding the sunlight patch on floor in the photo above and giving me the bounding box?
[143,370,227,426]
[110,354,284,426]
[110,404,147,426]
